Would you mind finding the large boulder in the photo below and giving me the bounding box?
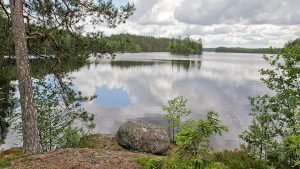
[116,120,170,154]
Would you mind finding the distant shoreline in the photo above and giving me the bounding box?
[204,47,282,54]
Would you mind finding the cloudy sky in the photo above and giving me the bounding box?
[91,0,300,48]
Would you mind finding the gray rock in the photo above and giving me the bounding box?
[116,120,170,154]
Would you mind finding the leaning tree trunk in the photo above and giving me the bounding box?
[10,0,42,153]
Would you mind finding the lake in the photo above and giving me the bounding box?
[1,52,270,150]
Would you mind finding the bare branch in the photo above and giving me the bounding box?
[0,0,10,21]
[26,31,45,38]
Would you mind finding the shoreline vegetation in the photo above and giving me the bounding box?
[204,47,282,54]
[214,47,282,54]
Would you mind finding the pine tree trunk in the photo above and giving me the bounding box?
[10,0,42,153]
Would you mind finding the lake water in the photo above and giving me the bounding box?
[1,52,270,150]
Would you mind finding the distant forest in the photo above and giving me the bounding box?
[109,34,203,55]
[110,34,171,52]
[214,47,282,54]
[169,37,202,55]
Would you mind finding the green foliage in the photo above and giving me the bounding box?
[215,47,282,54]
[59,128,82,148]
[240,43,300,167]
[135,157,164,169]
[213,150,271,169]
[162,154,228,169]
[175,111,228,168]
[162,96,191,142]
[0,0,136,61]
[0,12,13,58]
[11,76,95,151]
[239,95,278,160]
[60,129,99,149]
[285,112,300,167]
[285,38,300,49]
[76,134,99,149]
[161,97,229,168]
[162,154,199,169]
[0,63,16,144]
[175,111,228,163]
[0,148,27,168]
[110,34,172,53]
[160,150,272,169]
[169,37,202,55]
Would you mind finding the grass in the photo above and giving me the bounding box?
[134,150,274,169]
[213,150,272,169]
[133,156,164,169]
[0,148,27,168]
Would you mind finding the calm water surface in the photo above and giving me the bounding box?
[2,52,270,150]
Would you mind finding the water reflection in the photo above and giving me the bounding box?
[0,65,15,143]
[71,52,270,150]
[0,59,86,148]
[0,52,270,150]
[110,59,202,71]
[95,85,131,107]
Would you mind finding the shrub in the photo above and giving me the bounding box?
[175,111,228,160]
[135,157,164,169]
[162,110,228,169]
[60,128,98,149]
[213,150,272,169]
[162,154,228,169]
[60,127,82,148]
[240,44,300,167]
[162,96,191,142]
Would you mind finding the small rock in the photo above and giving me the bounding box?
[116,120,170,154]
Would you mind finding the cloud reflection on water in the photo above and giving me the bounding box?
[71,52,270,150]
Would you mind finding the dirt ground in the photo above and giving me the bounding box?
[7,135,158,169]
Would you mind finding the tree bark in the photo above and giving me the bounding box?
[10,0,42,153]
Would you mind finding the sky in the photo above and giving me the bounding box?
[89,0,300,48]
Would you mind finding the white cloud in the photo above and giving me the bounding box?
[175,0,300,25]
[85,0,300,47]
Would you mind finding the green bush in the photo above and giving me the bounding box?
[213,150,272,169]
[135,157,164,169]
[240,43,300,168]
[162,154,196,169]
[162,96,191,142]
[60,128,82,148]
[162,154,228,169]
[135,152,273,169]
[77,134,98,149]
[60,128,98,149]
[175,111,228,160]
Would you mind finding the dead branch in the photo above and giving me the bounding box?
[0,0,10,20]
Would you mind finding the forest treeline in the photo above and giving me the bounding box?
[169,37,202,55]
[93,34,203,54]
[110,34,171,52]
[107,34,204,55]
[215,47,282,53]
